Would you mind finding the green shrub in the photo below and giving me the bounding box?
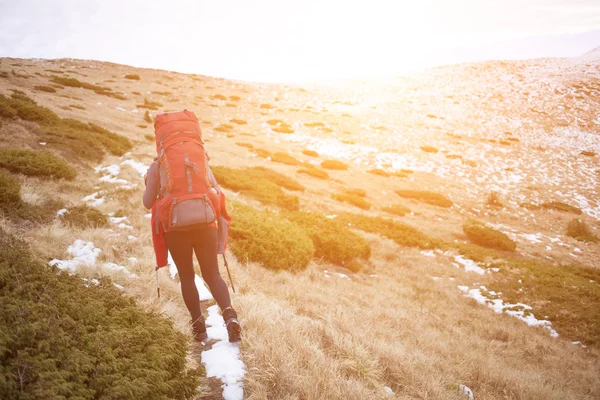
[395,190,453,208]
[321,159,348,170]
[34,85,57,93]
[125,73,140,80]
[69,104,85,110]
[286,211,370,267]
[381,203,410,216]
[252,147,272,158]
[541,201,582,214]
[230,118,247,125]
[302,149,318,157]
[249,166,304,191]
[368,168,389,177]
[271,152,302,166]
[305,122,325,128]
[260,103,274,109]
[214,124,233,133]
[332,193,371,210]
[212,166,300,211]
[0,228,202,399]
[420,146,438,153]
[0,148,76,180]
[345,188,366,197]
[0,170,22,210]
[0,93,131,162]
[452,242,501,263]
[337,213,437,249]
[144,134,154,141]
[212,94,227,100]
[566,219,598,243]
[136,97,163,110]
[489,259,600,346]
[297,166,329,180]
[581,150,596,157]
[236,142,253,149]
[49,76,121,99]
[143,110,153,123]
[137,124,147,129]
[463,220,516,251]
[229,202,313,270]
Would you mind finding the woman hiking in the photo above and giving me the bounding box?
[143,109,241,343]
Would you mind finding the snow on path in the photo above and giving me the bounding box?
[49,239,136,278]
[202,305,245,400]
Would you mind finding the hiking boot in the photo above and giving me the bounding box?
[222,307,241,343]
[191,316,208,342]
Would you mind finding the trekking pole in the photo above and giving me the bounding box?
[155,266,161,299]
[223,254,236,293]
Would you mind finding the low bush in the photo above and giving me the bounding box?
[49,76,123,100]
[69,104,85,110]
[321,159,348,170]
[0,170,22,210]
[271,152,302,166]
[489,259,600,346]
[337,213,437,249]
[137,124,147,129]
[305,122,325,128]
[332,193,371,210]
[395,189,453,208]
[0,93,131,162]
[452,242,501,263]
[286,211,370,267]
[34,85,57,93]
[260,103,274,109]
[581,150,596,157]
[0,148,76,180]
[229,202,313,271]
[381,203,410,216]
[229,95,241,101]
[136,97,163,110]
[211,166,300,211]
[421,146,438,153]
[541,201,582,214]
[212,94,227,101]
[249,166,304,191]
[252,147,271,158]
[144,134,154,141]
[297,166,329,180]
[230,118,247,125]
[143,110,153,123]
[214,124,234,133]
[462,220,516,251]
[302,149,318,157]
[566,219,598,243]
[0,228,202,399]
[124,73,140,80]
[61,204,108,228]
[236,142,253,149]
[345,188,366,197]
[368,168,389,177]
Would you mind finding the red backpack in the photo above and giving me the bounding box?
[153,110,220,231]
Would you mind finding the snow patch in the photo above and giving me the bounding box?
[454,255,486,275]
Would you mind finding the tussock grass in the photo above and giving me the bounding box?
[211,166,300,211]
[321,159,348,170]
[124,73,140,80]
[566,219,598,243]
[463,220,516,251]
[286,211,371,267]
[0,92,131,162]
[0,228,201,398]
[0,148,76,180]
[297,166,329,180]
[302,149,318,157]
[34,85,57,93]
[381,203,410,216]
[395,189,453,208]
[337,213,437,249]
[271,152,302,166]
[332,193,371,210]
[60,204,108,228]
[229,202,313,271]
[541,201,582,215]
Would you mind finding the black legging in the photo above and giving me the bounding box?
[165,226,232,322]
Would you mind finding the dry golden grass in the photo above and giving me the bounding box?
[2,57,600,400]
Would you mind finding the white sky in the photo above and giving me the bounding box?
[1,0,599,82]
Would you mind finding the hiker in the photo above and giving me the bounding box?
[143,110,241,343]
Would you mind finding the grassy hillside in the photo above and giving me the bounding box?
[1,55,599,399]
